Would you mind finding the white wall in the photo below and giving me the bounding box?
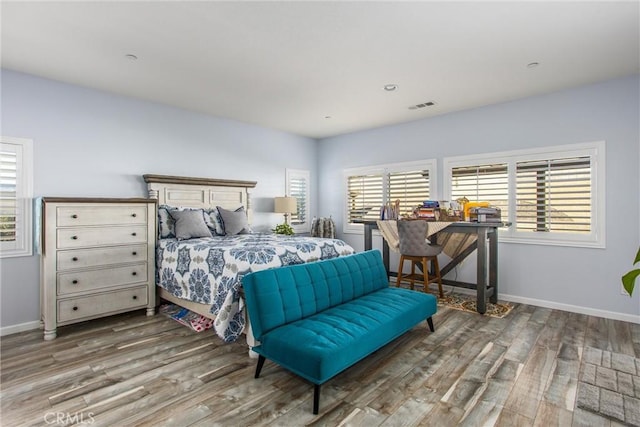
[0,69,319,330]
[318,75,640,321]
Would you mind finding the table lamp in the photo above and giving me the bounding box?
[274,196,297,224]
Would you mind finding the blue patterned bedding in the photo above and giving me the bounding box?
[157,233,355,342]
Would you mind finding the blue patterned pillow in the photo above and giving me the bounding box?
[203,208,225,236]
[158,205,177,239]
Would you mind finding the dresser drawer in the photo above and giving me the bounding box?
[57,205,147,227]
[57,225,147,249]
[57,245,147,271]
[58,286,148,323]
[58,263,148,295]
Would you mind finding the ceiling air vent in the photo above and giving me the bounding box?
[408,101,436,110]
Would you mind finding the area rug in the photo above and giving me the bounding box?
[576,346,640,426]
[437,293,513,318]
[159,304,214,332]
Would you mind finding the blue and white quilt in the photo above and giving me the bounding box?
[157,233,355,342]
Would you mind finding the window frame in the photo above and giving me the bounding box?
[285,168,311,233]
[0,136,34,258]
[443,141,605,248]
[343,159,437,234]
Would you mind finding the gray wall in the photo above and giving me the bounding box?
[318,75,640,319]
[0,69,319,329]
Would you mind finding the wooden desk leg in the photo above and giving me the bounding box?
[489,228,498,304]
[364,223,373,251]
[476,228,488,314]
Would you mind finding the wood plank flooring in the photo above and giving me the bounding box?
[1,302,639,426]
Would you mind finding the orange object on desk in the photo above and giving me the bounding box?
[463,202,490,221]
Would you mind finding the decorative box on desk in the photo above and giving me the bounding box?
[40,198,156,340]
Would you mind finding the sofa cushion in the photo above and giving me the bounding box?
[252,287,437,384]
[243,250,389,340]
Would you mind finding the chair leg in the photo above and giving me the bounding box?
[396,256,404,288]
[410,261,415,290]
[255,355,266,378]
[313,384,321,414]
[421,257,429,294]
[433,256,443,298]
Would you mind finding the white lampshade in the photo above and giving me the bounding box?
[274,196,297,214]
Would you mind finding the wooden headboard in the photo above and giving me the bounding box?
[143,174,257,222]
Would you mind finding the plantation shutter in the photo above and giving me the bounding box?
[0,148,18,242]
[451,163,509,217]
[289,174,308,225]
[388,170,430,217]
[516,156,591,233]
[347,174,384,222]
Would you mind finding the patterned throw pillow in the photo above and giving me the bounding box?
[203,208,225,236]
[168,209,213,240]
[158,205,177,239]
[217,206,252,235]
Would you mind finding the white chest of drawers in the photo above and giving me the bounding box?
[40,198,157,340]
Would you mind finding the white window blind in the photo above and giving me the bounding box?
[0,137,33,258]
[344,160,437,232]
[0,150,18,242]
[347,173,384,222]
[516,157,591,233]
[451,163,509,218]
[443,141,604,248]
[388,170,430,217]
[286,169,310,233]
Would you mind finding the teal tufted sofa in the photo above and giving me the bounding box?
[242,250,437,414]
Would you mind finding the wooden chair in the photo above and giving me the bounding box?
[396,220,444,297]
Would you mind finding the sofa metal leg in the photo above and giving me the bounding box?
[313,384,321,414]
[255,355,266,379]
[427,317,435,332]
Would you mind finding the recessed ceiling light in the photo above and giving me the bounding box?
[125,54,138,61]
[383,84,398,92]
[527,62,539,69]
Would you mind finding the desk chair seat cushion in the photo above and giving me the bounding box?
[397,220,443,257]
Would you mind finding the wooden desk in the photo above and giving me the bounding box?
[358,220,508,315]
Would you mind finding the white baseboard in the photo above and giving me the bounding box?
[402,280,640,325]
[498,293,640,325]
[0,320,41,337]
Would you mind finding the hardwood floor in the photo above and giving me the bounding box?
[1,301,638,426]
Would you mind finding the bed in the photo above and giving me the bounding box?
[144,174,355,346]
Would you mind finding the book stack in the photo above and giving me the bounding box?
[415,200,440,220]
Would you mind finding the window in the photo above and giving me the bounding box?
[0,137,34,257]
[344,160,437,233]
[286,169,310,233]
[443,141,605,248]
[451,163,509,219]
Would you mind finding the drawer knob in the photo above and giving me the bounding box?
[71,214,78,219]
[132,251,137,256]
[72,257,78,261]
[71,236,78,240]
[132,295,138,300]
[132,271,137,276]
[73,306,78,311]
[131,232,137,236]
[132,213,137,217]
[72,280,78,284]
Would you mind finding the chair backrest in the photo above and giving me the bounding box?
[397,220,431,256]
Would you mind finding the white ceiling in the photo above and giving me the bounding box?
[2,1,639,139]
